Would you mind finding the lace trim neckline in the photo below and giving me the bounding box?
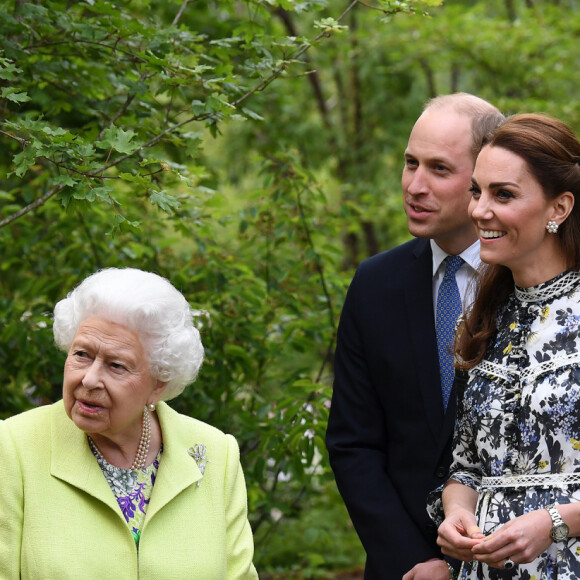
[514,270,580,303]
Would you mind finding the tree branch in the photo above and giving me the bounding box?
[0,185,62,228]
[274,8,332,131]
[1,0,362,228]
[172,0,192,26]
[101,1,362,170]
[296,188,336,384]
[233,0,360,110]
[419,58,437,98]
[97,73,148,141]
[0,128,27,147]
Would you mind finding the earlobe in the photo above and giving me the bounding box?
[147,382,166,411]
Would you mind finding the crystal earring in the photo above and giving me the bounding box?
[148,402,156,412]
[546,221,559,234]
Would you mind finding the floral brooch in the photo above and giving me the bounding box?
[188,444,209,487]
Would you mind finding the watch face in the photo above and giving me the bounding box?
[552,523,570,542]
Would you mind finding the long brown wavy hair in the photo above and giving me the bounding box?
[456,113,580,369]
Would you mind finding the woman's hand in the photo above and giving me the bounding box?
[438,507,485,561]
[470,509,553,568]
[439,480,485,561]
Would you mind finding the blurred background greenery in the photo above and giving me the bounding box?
[2,0,580,576]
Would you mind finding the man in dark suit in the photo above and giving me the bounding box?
[326,94,504,580]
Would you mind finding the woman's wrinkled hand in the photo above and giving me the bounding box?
[437,507,485,562]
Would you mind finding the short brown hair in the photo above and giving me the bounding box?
[424,93,505,162]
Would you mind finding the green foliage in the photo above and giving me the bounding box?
[5,0,580,576]
[256,482,365,577]
[166,150,347,556]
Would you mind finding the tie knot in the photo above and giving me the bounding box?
[444,255,464,278]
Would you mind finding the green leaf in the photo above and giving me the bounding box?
[313,18,348,34]
[1,87,31,103]
[241,107,264,121]
[0,57,22,81]
[150,190,181,214]
[95,126,139,155]
[51,175,77,188]
[11,148,37,177]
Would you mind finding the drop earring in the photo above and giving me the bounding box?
[546,221,559,234]
[148,402,156,412]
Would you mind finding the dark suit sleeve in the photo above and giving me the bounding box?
[326,264,442,578]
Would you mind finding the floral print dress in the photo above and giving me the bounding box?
[436,270,580,579]
[89,439,162,547]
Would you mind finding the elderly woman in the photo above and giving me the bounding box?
[431,113,580,578]
[0,268,258,579]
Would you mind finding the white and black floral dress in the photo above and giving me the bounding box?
[433,270,580,579]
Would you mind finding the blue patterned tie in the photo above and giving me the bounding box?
[436,255,464,411]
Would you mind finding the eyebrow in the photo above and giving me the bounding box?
[405,152,454,166]
[471,177,519,188]
[70,338,137,360]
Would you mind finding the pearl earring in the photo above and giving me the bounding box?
[148,402,156,412]
[546,221,559,234]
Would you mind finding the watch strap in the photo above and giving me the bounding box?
[446,561,457,580]
[546,504,564,526]
[546,503,569,541]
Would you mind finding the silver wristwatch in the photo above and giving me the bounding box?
[546,503,569,542]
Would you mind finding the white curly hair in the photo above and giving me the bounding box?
[53,268,204,401]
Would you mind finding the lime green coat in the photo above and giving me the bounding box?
[0,400,258,579]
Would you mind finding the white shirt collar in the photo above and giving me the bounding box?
[430,238,480,276]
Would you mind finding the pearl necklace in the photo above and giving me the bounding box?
[131,406,152,471]
[88,405,152,471]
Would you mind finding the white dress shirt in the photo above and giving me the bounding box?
[431,239,481,313]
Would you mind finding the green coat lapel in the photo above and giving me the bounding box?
[49,401,122,517]
[48,401,204,525]
[143,402,204,522]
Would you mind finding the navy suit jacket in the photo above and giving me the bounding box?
[326,238,457,579]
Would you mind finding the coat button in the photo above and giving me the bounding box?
[435,466,448,478]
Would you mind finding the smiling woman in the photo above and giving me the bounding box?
[429,114,580,579]
[0,268,259,580]
[469,145,573,287]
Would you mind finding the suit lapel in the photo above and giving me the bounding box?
[50,401,122,516]
[144,403,203,522]
[404,239,445,439]
[51,402,203,523]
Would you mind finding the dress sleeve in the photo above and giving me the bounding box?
[0,419,23,579]
[448,374,484,490]
[223,434,259,580]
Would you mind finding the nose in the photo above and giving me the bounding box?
[82,360,105,389]
[470,192,492,221]
[404,166,429,196]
